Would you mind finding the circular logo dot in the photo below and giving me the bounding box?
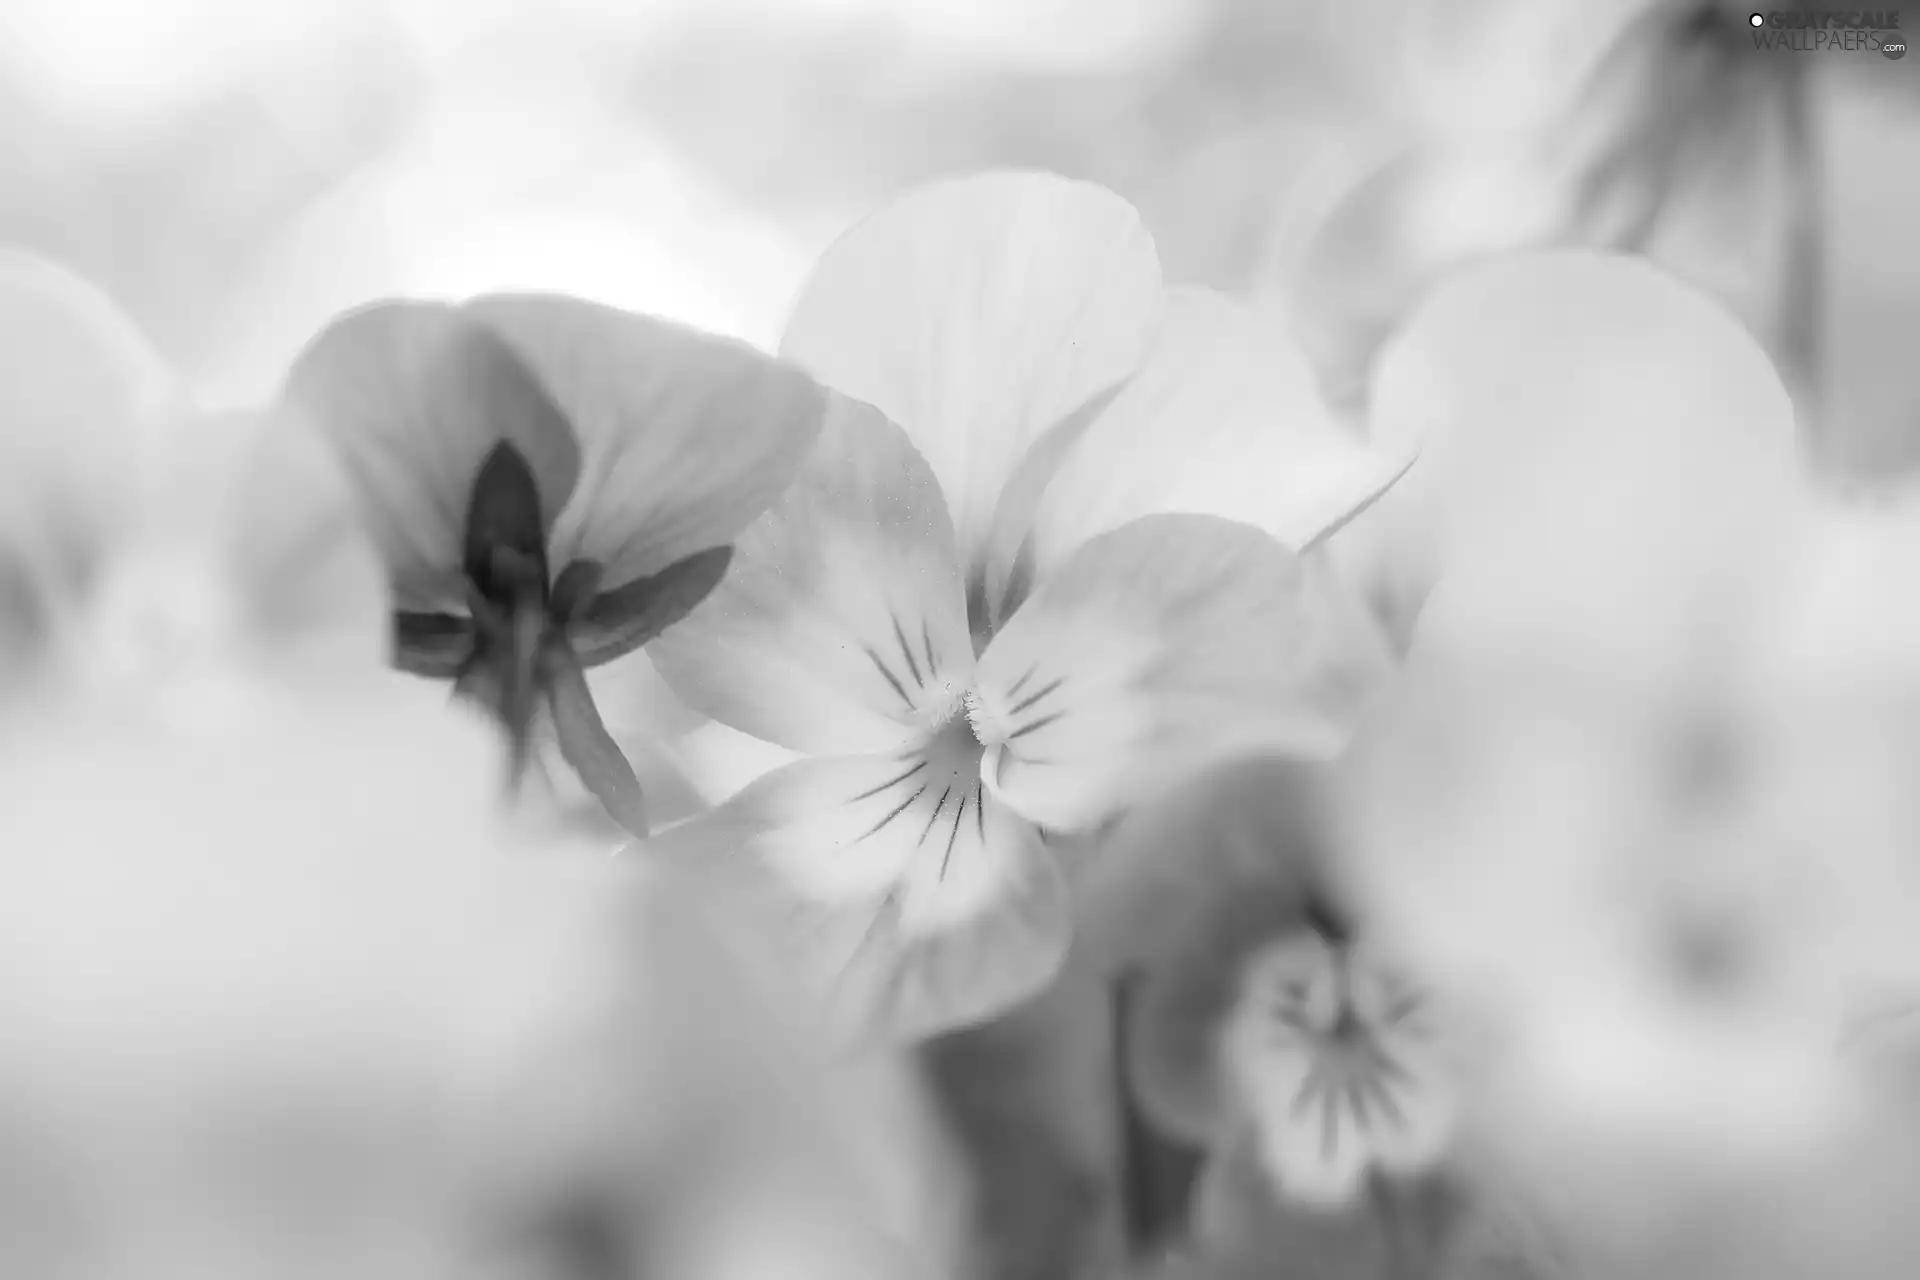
[1885,35,1908,59]
[1748,10,1765,26]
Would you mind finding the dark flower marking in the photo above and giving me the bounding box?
[400,438,732,838]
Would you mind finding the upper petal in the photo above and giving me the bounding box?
[641,752,1070,1042]
[0,257,385,701]
[779,170,1164,579]
[466,293,829,589]
[278,300,582,613]
[1366,249,1800,603]
[1011,288,1414,597]
[0,250,177,546]
[137,408,390,684]
[648,396,973,758]
[970,517,1394,833]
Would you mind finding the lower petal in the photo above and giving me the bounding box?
[971,516,1393,833]
[641,753,1070,1041]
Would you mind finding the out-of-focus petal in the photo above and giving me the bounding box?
[75,409,393,696]
[221,410,391,675]
[1075,754,1335,975]
[970,517,1392,832]
[1283,2,1815,420]
[0,676,960,1280]
[1185,1132,1458,1278]
[467,293,829,590]
[0,252,179,674]
[1015,288,1414,591]
[1125,886,1310,1148]
[1368,249,1803,653]
[0,675,554,1079]
[1370,248,1797,562]
[643,753,1070,1042]
[779,171,1164,576]
[278,300,583,614]
[649,397,972,758]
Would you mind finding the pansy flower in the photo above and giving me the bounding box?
[1103,758,1460,1213]
[643,170,1409,1040]
[278,294,832,837]
[0,248,388,720]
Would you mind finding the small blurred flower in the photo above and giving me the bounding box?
[1078,754,1498,1280]
[644,169,1406,1040]
[1220,931,1455,1209]
[0,248,387,721]
[278,293,831,838]
[1105,758,1461,1214]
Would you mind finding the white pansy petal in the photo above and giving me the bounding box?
[465,293,829,589]
[0,250,177,479]
[649,396,973,757]
[1020,288,1415,584]
[153,409,390,679]
[1369,249,1798,577]
[970,517,1393,833]
[780,171,1164,574]
[0,252,178,662]
[279,300,582,614]
[645,752,1069,1041]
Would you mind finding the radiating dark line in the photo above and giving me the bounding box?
[892,615,923,687]
[1009,709,1065,741]
[916,787,952,848]
[1382,987,1424,1025]
[1292,1067,1329,1119]
[1004,663,1040,698]
[920,618,938,679]
[849,759,926,803]
[1346,1075,1372,1132]
[974,782,987,843]
[1362,1072,1405,1128]
[1007,674,1064,718]
[1369,1046,1414,1087]
[864,645,912,707]
[941,792,968,882]
[855,785,925,844]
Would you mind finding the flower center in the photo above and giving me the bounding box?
[450,444,582,762]
[923,698,987,787]
[1227,931,1454,1204]
[437,442,650,835]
